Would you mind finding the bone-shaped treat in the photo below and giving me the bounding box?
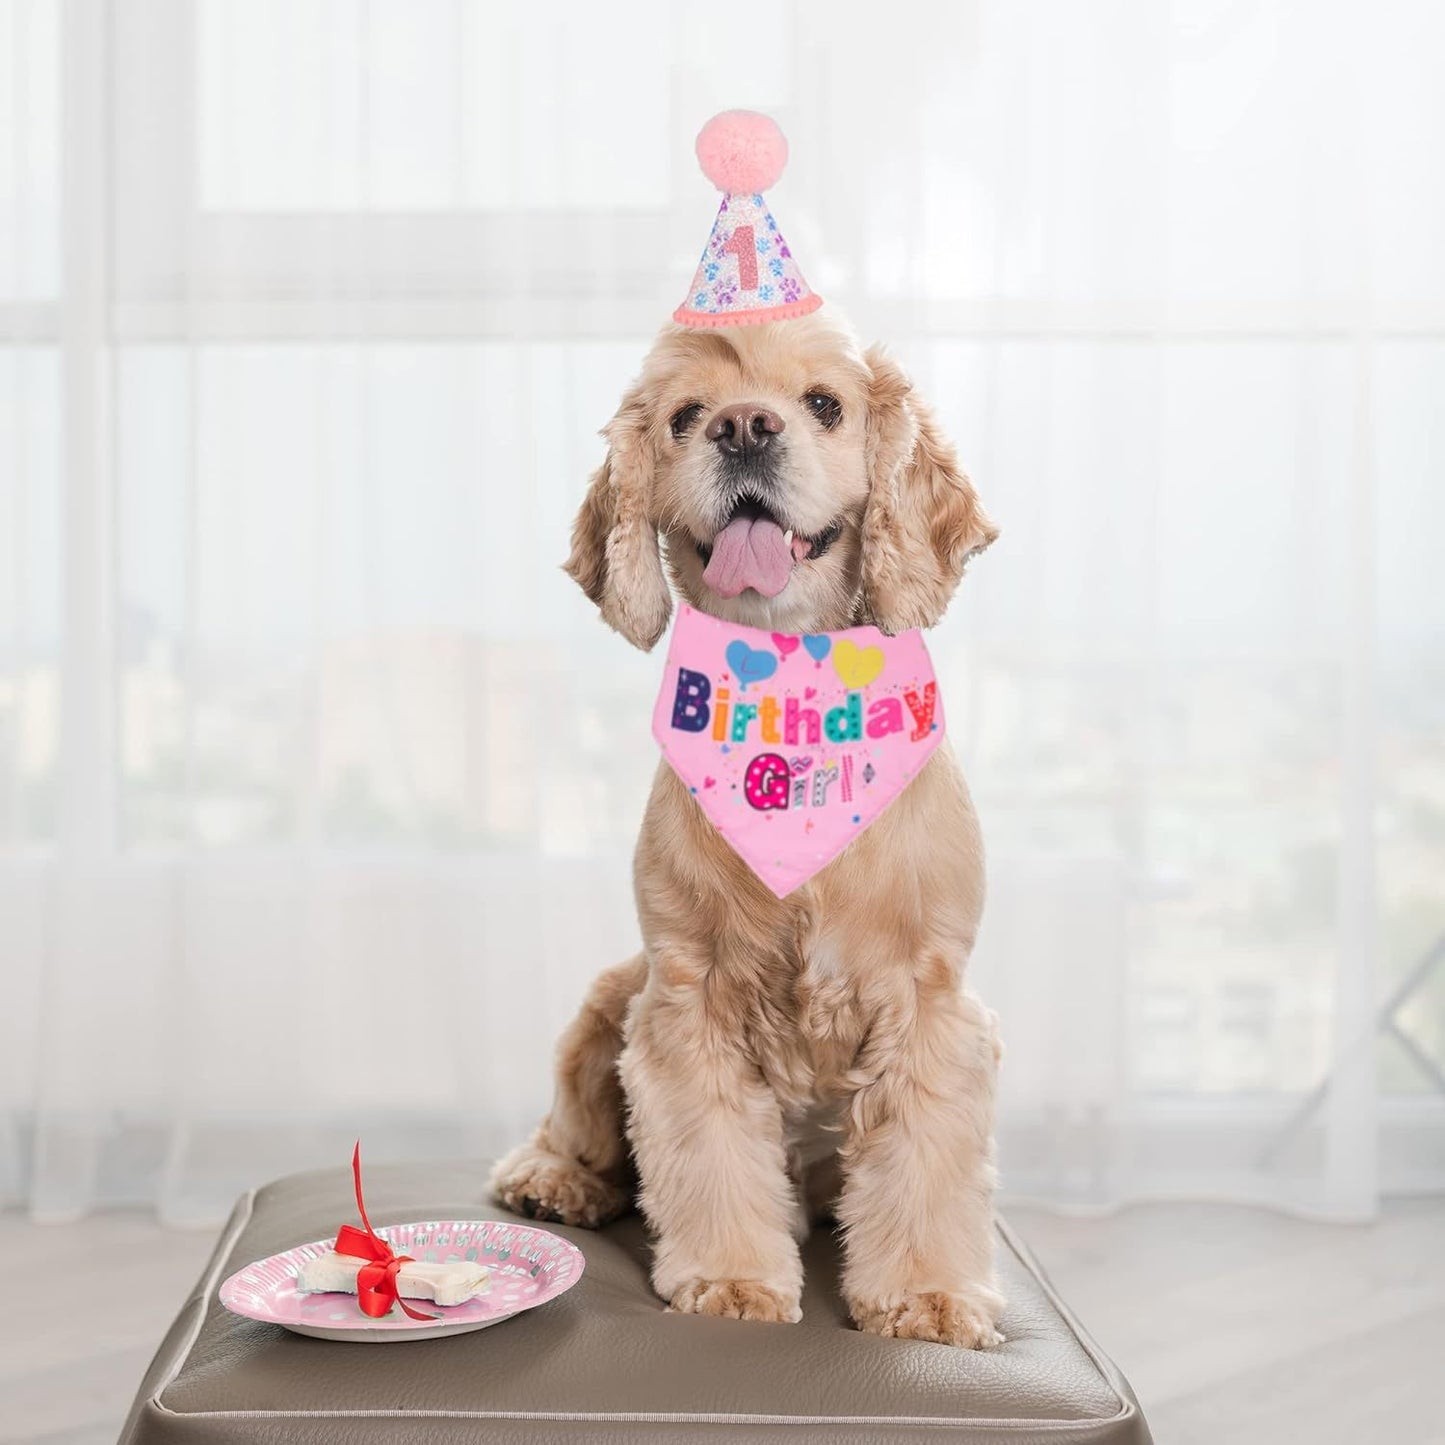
[297,1250,489,1307]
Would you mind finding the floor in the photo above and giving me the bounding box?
[2,1200,1441,1444]
[1012,1199,1444,1445]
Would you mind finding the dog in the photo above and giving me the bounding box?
[491,307,1004,1347]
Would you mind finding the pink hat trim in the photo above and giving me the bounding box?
[672,294,823,328]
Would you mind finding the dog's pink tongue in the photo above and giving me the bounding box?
[703,514,794,598]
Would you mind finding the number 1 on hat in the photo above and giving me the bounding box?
[723,225,758,291]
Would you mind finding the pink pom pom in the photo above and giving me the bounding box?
[695,110,788,195]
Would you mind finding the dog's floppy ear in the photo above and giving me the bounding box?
[563,382,671,651]
[860,345,998,634]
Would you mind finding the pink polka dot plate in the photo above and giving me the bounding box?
[219,1219,585,1342]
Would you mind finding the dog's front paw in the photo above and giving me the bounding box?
[667,1278,802,1324]
[489,1144,627,1229]
[849,1288,1005,1348]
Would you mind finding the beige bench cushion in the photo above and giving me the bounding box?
[120,1161,1151,1444]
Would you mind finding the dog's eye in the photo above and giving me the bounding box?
[670,402,705,439]
[803,391,842,430]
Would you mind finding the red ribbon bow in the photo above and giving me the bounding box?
[332,1142,438,1321]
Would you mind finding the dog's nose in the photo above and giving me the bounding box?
[705,403,785,457]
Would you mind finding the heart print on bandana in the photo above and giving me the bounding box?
[653,607,945,897]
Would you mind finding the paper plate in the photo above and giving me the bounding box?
[219,1219,585,1342]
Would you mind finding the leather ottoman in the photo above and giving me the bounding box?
[119,1161,1152,1444]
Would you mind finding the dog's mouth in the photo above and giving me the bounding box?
[694,496,843,600]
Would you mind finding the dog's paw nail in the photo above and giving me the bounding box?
[489,1145,627,1230]
[666,1278,802,1324]
[849,1289,1005,1349]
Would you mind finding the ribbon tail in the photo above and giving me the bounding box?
[351,1141,380,1241]
[385,1254,439,1322]
[340,1143,438,1322]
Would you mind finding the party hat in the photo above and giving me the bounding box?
[674,111,823,328]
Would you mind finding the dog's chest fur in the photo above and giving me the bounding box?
[742,928,872,1114]
[640,742,980,1113]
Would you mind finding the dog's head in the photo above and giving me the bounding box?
[564,309,996,647]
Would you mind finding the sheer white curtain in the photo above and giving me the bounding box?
[3,0,1443,1225]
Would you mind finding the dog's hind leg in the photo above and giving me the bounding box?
[489,953,645,1228]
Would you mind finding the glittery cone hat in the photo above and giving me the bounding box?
[674,111,823,328]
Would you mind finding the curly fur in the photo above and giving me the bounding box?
[496,308,1004,1347]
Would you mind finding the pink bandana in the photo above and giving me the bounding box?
[652,607,945,897]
